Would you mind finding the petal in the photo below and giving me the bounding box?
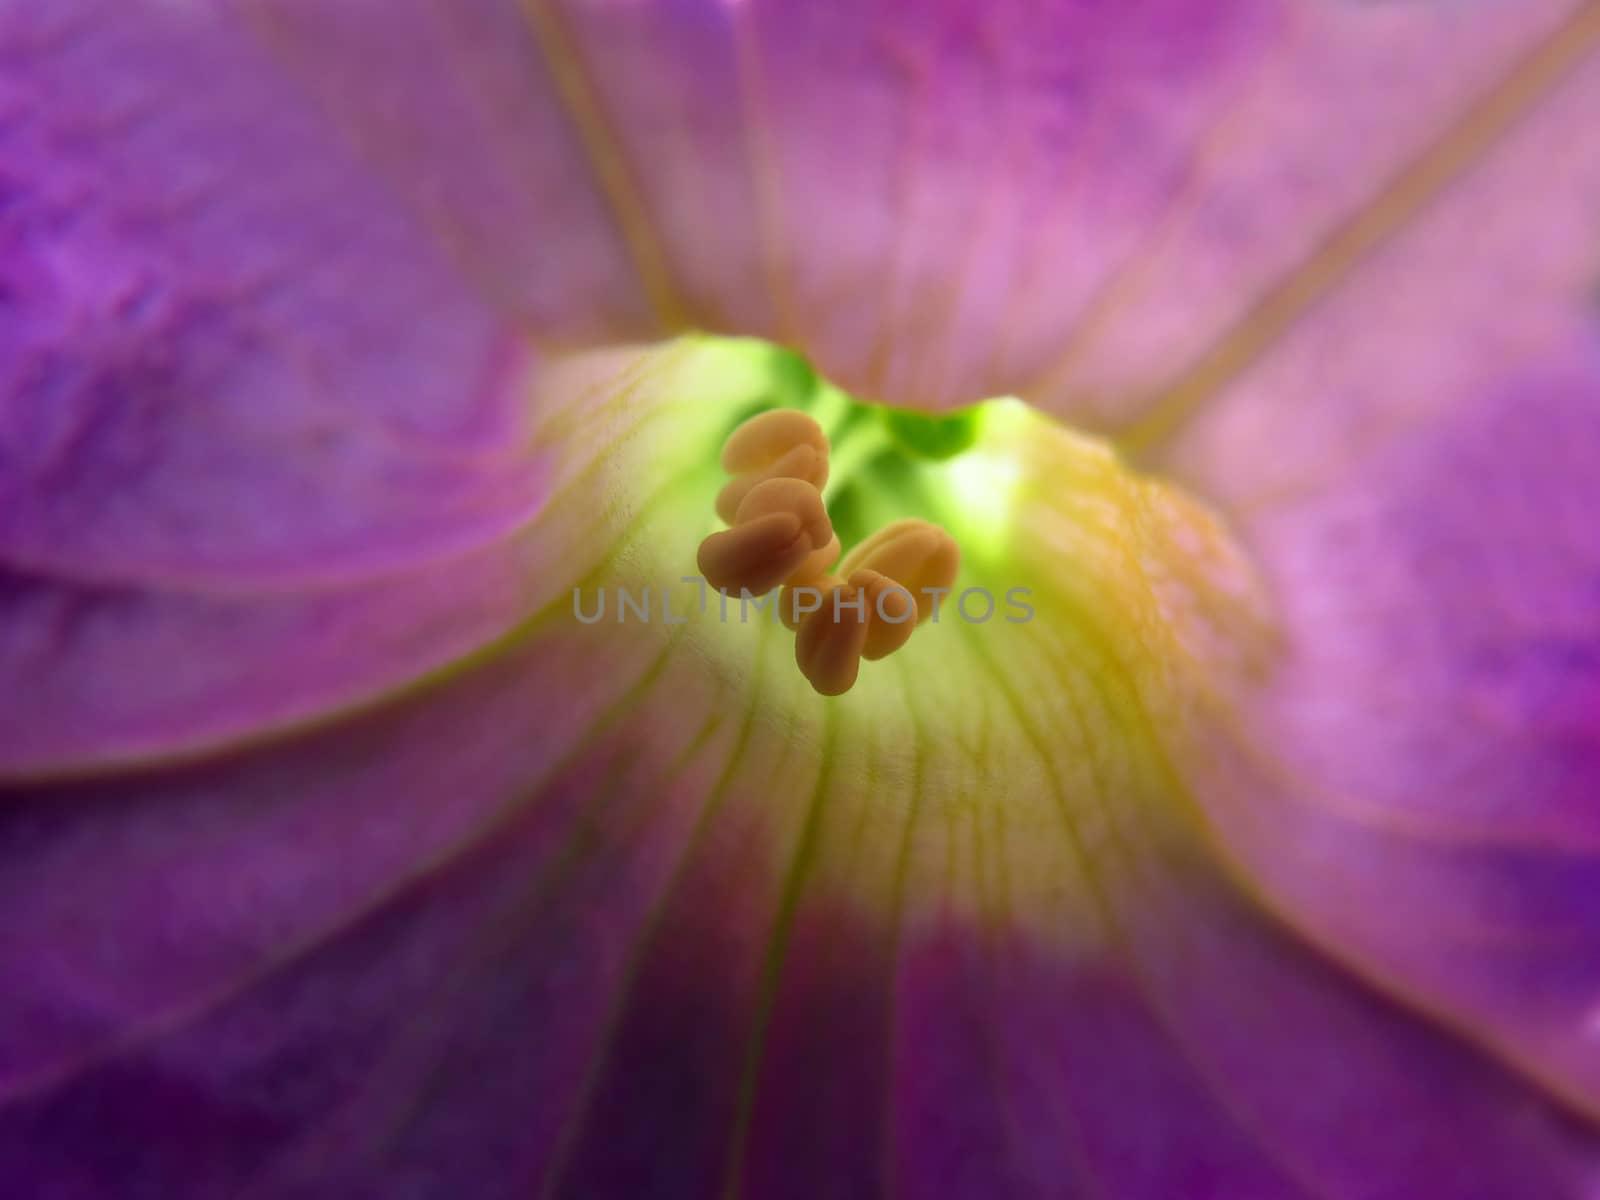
[242,0,1281,409]
[0,2,545,585]
[1189,343,1600,1122]
[249,0,1600,434]
[0,346,679,776]
[1151,8,1600,502]
[20,0,1592,499]
[1039,0,1600,446]
[1108,0,1600,1126]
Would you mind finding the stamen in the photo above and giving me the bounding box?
[850,568,918,661]
[715,410,830,524]
[700,403,963,697]
[778,574,839,633]
[720,409,829,474]
[790,531,841,587]
[836,519,960,625]
[716,443,827,524]
[786,521,960,693]
[696,476,835,596]
[794,580,871,697]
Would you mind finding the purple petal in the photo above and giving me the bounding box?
[1193,346,1600,1122]
[249,0,1592,429]
[0,343,669,776]
[1,3,547,586]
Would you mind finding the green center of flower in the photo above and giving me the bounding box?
[695,360,978,695]
[711,345,1000,554]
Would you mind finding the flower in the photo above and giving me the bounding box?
[3,0,1599,1197]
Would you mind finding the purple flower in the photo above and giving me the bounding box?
[3,1,1600,1196]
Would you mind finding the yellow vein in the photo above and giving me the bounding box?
[719,701,838,1200]
[517,0,689,327]
[533,627,774,1200]
[728,2,803,342]
[1117,2,1600,455]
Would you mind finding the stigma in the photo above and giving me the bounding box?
[698,409,960,696]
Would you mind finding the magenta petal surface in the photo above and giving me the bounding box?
[1197,346,1600,1122]
[242,0,1597,425]
[0,3,546,585]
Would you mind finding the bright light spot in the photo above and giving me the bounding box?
[929,400,1031,549]
[943,450,1022,522]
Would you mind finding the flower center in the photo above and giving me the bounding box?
[695,391,971,696]
[533,334,1279,925]
[556,335,1277,694]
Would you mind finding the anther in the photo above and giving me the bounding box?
[696,476,835,597]
[721,409,829,474]
[794,579,871,697]
[850,568,918,661]
[703,408,964,698]
[836,519,960,626]
[778,574,837,633]
[739,476,838,587]
[715,410,830,524]
[790,531,840,588]
[787,520,961,693]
